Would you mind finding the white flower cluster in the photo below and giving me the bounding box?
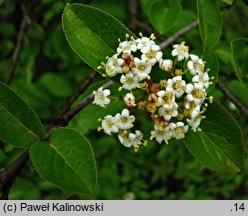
[98,108,145,151]
[103,34,162,90]
[93,34,214,151]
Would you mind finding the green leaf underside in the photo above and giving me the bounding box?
[197,0,222,50]
[30,128,97,193]
[62,3,134,72]
[185,101,244,173]
[0,81,45,147]
[149,0,181,34]
[231,38,248,82]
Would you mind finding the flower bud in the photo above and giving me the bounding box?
[124,93,136,107]
[159,59,173,72]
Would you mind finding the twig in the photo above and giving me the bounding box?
[128,0,139,31]
[4,6,29,85]
[40,117,65,125]
[59,71,98,116]
[160,20,199,50]
[216,81,248,120]
[61,80,115,127]
[0,151,29,200]
[46,80,115,132]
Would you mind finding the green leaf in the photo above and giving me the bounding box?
[231,38,248,82]
[149,0,182,34]
[62,3,134,73]
[214,42,232,64]
[228,80,248,107]
[221,0,234,4]
[38,73,74,98]
[139,0,156,16]
[30,128,97,193]
[203,52,219,92]
[165,10,195,36]
[185,101,244,173]
[197,0,222,50]
[0,81,45,148]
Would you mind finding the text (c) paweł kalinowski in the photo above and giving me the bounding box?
[20,202,103,212]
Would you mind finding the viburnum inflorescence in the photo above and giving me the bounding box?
[93,33,214,152]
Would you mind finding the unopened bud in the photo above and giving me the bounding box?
[124,93,136,107]
[150,33,156,40]
[209,96,214,104]
[159,59,173,72]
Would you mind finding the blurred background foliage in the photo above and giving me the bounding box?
[0,0,248,199]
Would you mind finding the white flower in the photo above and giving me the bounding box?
[105,54,124,77]
[169,122,189,139]
[167,76,186,98]
[151,125,171,144]
[118,130,143,148]
[187,105,202,131]
[117,40,137,54]
[190,105,201,119]
[187,116,202,131]
[129,130,143,147]
[124,93,136,107]
[159,59,173,72]
[120,73,139,90]
[192,72,210,89]
[171,41,189,61]
[136,37,155,50]
[158,103,178,121]
[93,87,111,107]
[101,115,119,135]
[115,109,135,130]
[132,57,152,80]
[157,89,176,109]
[187,54,205,75]
[141,44,163,65]
[186,83,206,105]
[118,131,132,147]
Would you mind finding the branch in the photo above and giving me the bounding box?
[4,5,29,85]
[216,81,248,120]
[46,80,115,132]
[128,0,139,31]
[160,20,199,50]
[59,71,98,116]
[0,151,29,200]
[62,80,115,127]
